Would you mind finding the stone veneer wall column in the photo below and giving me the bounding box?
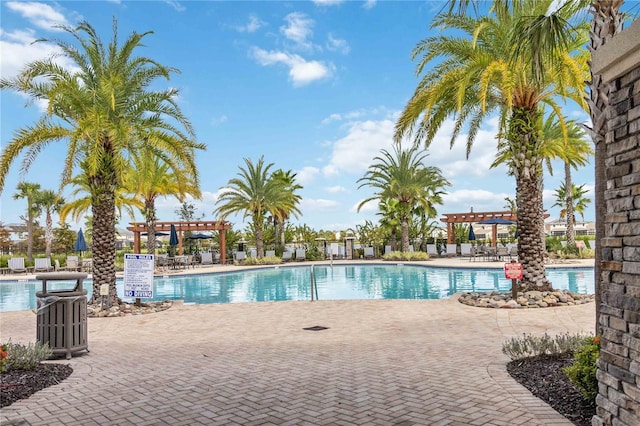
[591,19,640,426]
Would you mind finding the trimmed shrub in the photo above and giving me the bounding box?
[2,341,53,371]
[563,337,600,401]
[240,256,282,266]
[502,333,591,360]
[382,251,429,261]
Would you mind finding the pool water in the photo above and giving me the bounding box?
[0,264,594,312]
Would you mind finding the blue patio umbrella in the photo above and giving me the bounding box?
[169,224,179,246]
[142,231,170,236]
[74,229,87,253]
[468,225,476,241]
[477,217,515,225]
[186,233,213,240]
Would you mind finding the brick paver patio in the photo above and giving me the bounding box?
[1,282,594,425]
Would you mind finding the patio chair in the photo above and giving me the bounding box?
[265,250,276,257]
[460,243,473,258]
[235,251,246,262]
[408,245,415,253]
[384,245,392,255]
[295,248,306,261]
[364,247,375,259]
[65,256,80,272]
[282,251,293,262]
[496,246,509,261]
[200,252,213,266]
[8,257,28,274]
[446,244,458,257]
[34,257,54,272]
[426,244,438,257]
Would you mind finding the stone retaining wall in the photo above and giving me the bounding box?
[591,19,640,426]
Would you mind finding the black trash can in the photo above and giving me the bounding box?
[35,272,89,359]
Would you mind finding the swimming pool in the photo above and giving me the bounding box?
[0,264,594,312]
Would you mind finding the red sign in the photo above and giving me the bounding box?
[504,262,523,280]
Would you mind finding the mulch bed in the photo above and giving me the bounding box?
[1,364,73,408]
[507,353,596,425]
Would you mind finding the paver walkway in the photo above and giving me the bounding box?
[1,292,594,425]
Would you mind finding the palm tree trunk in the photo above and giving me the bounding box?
[45,212,53,258]
[588,0,623,334]
[510,106,552,292]
[564,162,576,246]
[401,217,410,252]
[27,205,34,264]
[391,227,398,251]
[145,199,156,256]
[254,219,264,258]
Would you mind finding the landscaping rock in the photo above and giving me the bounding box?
[458,290,594,309]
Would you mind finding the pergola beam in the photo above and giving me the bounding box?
[128,220,232,264]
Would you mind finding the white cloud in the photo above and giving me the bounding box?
[443,189,511,212]
[363,0,376,10]
[5,2,69,31]
[326,33,350,54]
[235,15,266,33]
[250,47,333,86]
[325,185,347,193]
[296,166,320,185]
[301,198,340,212]
[211,114,228,126]
[163,0,185,12]
[280,12,314,49]
[322,119,395,177]
[351,199,377,213]
[313,0,344,6]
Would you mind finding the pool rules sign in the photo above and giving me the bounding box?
[124,254,154,298]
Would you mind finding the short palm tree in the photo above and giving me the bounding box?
[35,189,65,258]
[394,0,588,291]
[13,182,41,263]
[552,182,591,223]
[270,169,302,247]
[357,145,449,252]
[215,157,295,258]
[126,149,201,255]
[0,21,204,304]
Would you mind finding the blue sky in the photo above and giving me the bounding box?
[0,0,596,235]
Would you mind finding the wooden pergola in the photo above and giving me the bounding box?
[127,220,232,264]
[440,210,518,247]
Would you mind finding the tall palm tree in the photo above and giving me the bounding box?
[552,182,591,222]
[13,182,41,263]
[505,0,625,331]
[357,145,449,252]
[215,157,295,258]
[0,21,203,304]
[34,189,65,258]
[394,0,588,291]
[126,149,201,256]
[270,169,302,247]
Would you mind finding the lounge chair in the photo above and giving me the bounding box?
[249,248,257,258]
[446,244,457,257]
[384,245,392,255]
[265,250,275,257]
[65,256,80,272]
[496,246,509,261]
[8,257,28,274]
[426,244,438,257]
[235,251,246,262]
[34,258,54,272]
[460,243,472,257]
[282,251,293,262]
[295,248,306,261]
[200,252,213,266]
[364,247,375,259]
[408,244,414,253]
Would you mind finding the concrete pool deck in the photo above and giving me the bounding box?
[1,258,595,425]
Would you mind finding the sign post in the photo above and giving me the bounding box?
[504,261,523,301]
[124,254,155,306]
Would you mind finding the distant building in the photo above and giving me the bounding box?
[544,219,595,237]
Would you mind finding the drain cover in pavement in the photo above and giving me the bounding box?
[303,325,329,331]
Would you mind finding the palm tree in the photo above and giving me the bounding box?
[504,0,625,331]
[126,149,201,256]
[394,0,588,291]
[378,198,401,251]
[552,182,591,225]
[13,182,41,263]
[0,21,204,304]
[215,157,295,258]
[541,118,592,246]
[503,196,517,212]
[270,169,302,248]
[357,145,449,252]
[34,189,65,258]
